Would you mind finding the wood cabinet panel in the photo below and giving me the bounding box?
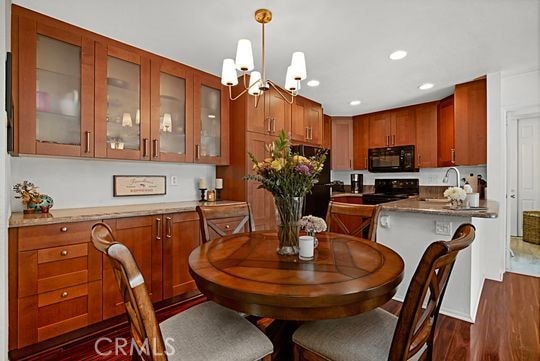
[245,93,268,134]
[391,108,416,146]
[369,112,391,148]
[353,115,369,170]
[102,216,161,319]
[454,78,487,165]
[331,117,353,170]
[162,212,200,299]
[291,99,306,141]
[415,102,438,168]
[306,102,323,145]
[438,95,455,166]
[331,196,364,204]
[323,114,332,149]
[18,221,95,251]
[266,88,291,135]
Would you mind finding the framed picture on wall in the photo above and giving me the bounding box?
[113,175,166,197]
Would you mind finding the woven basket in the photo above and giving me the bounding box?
[523,211,540,245]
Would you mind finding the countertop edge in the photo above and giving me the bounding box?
[380,199,499,219]
[9,200,242,227]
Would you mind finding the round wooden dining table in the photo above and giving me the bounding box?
[188,231,404,321]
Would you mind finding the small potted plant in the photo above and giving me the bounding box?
[298,215,327,248]
[443,186,466,208]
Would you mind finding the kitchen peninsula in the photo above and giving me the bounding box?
[377,198,499,322]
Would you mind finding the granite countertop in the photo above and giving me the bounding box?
[381,198,498,219]
[9,200,242,227]
[331,192,364,197]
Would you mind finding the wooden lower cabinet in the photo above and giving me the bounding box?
[9,212,201,351]
[9,221,102,348]
[162,212,200,299]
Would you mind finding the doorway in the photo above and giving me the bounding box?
[507,113,540,277]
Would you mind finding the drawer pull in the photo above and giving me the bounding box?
[60,250,68,256]
[60,226,68,232]
[61,291,68,298]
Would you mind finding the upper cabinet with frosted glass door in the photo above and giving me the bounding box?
[13,8,94,157]
[193,71,229,165]
[150,58,193,162]
[94,41,151,160]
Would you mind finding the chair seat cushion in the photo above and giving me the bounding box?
[293,308,401,361]
[160,301,273,361]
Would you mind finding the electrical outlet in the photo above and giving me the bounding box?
[435,221,452,236]
[170,176,178,186]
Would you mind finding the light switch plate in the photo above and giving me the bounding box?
[170,176,178,186]
[435,221,452,236]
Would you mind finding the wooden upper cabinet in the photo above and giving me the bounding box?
[245,92,267,134]
[266,87,291,135]
[415,102,438,168]
[306,101,323,145]
[369,112,392,148]
[94,42,151,160]
[323,114,332,149]
[438,96,455,166]
[14,9,95,157]
[391,108,416,146]
[193,71,230,165]
[369,109,415,148]
[291,98,306,142]
[150,57,194,163]
[353,114,369,170]
[331,117,353,170]
[454,78,487,165]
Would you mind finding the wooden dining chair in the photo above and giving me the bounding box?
[325,201,381,242]
[91,222,273,361]
[293,223,476,361]
[196,202,256,243]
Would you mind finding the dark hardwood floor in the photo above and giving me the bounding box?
[13,272,539,361]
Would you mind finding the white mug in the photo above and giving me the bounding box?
[299,235,315,260]
[466,193,480,207]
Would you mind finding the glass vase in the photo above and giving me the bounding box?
[274,196,304,255]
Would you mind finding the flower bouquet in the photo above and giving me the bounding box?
[246,130,327,255]
[443,186,466,208]
[298,215,327,248]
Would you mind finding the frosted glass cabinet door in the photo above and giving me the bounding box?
[150,59,193,162]
[193,71,229,165]
[16,14,94,157]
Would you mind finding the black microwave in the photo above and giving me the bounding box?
[368,145,417,172]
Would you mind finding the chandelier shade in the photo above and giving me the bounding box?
[220,8,307,106]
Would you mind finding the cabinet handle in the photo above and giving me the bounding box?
[143,138,149,158]
[266,118,271,133]
[386,135,390,146]
[305,127,309,140]
[165,216,172,238]
[155,218,162,240]
[451,148,455,163]
[60,226,68,232]
[271,118,276,133]
[85,131,91,153]
[349,159,352,169]
[195,144,201,159]
[365,158,368,169]
[60,250,68,256]
[392,134,396,145]
[61,291,68,298]
[152,139,159,159]
[418,154,422,166]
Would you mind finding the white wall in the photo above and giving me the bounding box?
[332,166,487,186]
[10,157,216,211]
[1,0,10,357]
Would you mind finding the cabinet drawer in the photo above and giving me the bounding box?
[18,221,95,251]
[38,243,88,263]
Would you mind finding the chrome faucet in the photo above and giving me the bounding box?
[443,167,461,187]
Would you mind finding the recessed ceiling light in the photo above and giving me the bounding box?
[349,100,362,106]
[389,50,407,60]
[208,114,216,118]
[307,80,320,87]
[418,83,434,90]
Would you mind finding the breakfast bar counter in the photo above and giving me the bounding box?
[381,198,499,218]
[9,200,242,227]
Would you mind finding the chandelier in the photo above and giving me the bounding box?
[220,8,307,106]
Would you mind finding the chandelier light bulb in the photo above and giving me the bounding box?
[221,59,238,86]
[235,39,254,72]
[248,71,262,95]
[290,52,307,80]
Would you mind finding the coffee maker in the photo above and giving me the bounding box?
[350,174,363,194]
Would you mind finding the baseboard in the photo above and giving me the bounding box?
[484,271,504,282]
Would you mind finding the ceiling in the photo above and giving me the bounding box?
[13,0,540,115]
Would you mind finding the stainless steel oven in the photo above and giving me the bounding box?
[368,145,417,173]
